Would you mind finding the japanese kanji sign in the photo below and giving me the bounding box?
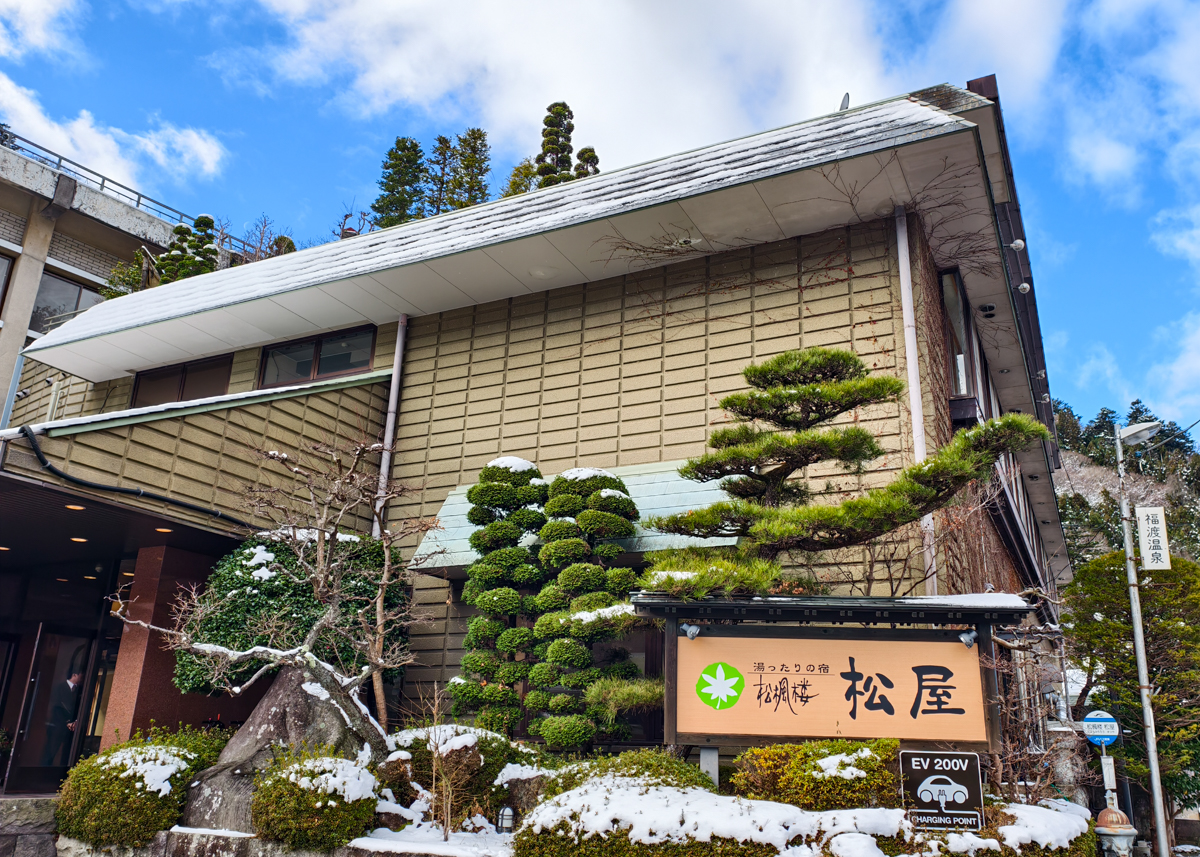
[675,635,987,741]
[1136,506,1172,571]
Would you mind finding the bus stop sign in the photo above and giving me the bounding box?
[1083,711,1119,747]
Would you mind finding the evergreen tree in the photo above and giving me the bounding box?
[574,146,599,179]
[371,137,427,228]
[536,102,576,187]
[425,135,458,215]
[502,158,539,197]
[156,216,218,285]
[448,128,491,209]
[647,348,1049,591]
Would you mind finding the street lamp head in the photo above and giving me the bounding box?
[1120,421,1162,445]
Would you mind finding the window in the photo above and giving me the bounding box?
[260,327,375,388]
[939,271,973,397]
[0,253,12,313]
[132,355,233,408]
[30,271,104,334]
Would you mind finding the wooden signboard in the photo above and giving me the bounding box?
[669,627,988,743]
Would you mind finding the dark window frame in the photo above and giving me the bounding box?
[938,268,977,400]
[131,354,234,408]
[29,268,104,335]
[258,325,377,389]
[0,251,14,315]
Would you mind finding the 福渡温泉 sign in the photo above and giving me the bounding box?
[676,633,987,742]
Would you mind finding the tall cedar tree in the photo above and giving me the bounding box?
[448,128,491,209]
[648,348,1049,591]
[1064,551,1200,816]
[536,102,575,187]
[425,135,458,215]
[371,137,427,227]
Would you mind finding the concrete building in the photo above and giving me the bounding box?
[0,76,1065,792]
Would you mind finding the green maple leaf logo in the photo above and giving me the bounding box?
[696,662,744,710]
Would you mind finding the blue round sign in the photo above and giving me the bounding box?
[1083,711,1119,747]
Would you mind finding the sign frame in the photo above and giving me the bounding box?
[900,750,985,831]
[664,622,1000,750]
[1135,506,1172,571]
[1082,710,1120,747]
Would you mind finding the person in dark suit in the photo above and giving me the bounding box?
[41,669,83,766]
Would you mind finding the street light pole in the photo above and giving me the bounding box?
[1114,422,1170,857]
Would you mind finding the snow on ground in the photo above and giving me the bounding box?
[99,745,195,797]
[352,822,512,856]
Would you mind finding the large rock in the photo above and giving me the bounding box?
[180,666,372,833]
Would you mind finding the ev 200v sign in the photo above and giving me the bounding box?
[900,751,985,831]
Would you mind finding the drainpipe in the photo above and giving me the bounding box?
[372,315,408,538]
[895,205,938,595]
[0,353,25,430]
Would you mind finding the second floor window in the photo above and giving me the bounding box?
[30,271,104,334]
[260,326,376,388]
[133,355,233,408]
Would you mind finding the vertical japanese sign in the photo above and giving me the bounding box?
[675,636,986,741]
[1136,506,1172,571]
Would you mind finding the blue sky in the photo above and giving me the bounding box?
[1,0,1199,429]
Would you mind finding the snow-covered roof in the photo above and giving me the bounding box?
[25,90,983,382]
[409,460,738,574]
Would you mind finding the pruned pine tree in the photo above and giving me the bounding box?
[574,146,599,179]
[426,135,458,215]
[503,158,539,197]
[156,216,219,285]
[536,102,575,187]
[647,348,1050,593]
[371,136,427,227]
[448,128,491,209]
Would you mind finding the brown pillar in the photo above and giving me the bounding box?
[101,545,267,749]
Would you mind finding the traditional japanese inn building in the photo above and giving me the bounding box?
[0,75,1064,791]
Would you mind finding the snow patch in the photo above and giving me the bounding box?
[169,826,255,838]
[811,748,874,780]
[829,832,888,857]
[271,756,377,803]
[486,456,537,472]
[352,822,512,856]
[997,804,1090,851]
[242,545,275,567]
[945,832,1001,854]
[301,681,330,701]
[895,594,1028,609]
[99,746,196,797]
[598,488,631,499]
[493,762,555,786]
[562,603,635,624]
[558,467,617,481]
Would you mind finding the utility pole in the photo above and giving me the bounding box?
[1114,421,1170,857]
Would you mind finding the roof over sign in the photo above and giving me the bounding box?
[410,460,737,576]
[24,91,982,382]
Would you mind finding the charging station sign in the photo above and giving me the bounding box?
[900,751,984,830]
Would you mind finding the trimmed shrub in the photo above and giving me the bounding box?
[477,705,523,735]
[559,667,603,689]
[467,482,520,509]
[539,714,596,749]
[548,471,629,499]
[467,562,509,589]
[540,538,592,569]
[577,510,636,539]
[593,543,623,562]
[540,520,583,542]
[557,563,607,593]
[481,684,520,706]
[602,661,641,680]
[473,587,522,615]
[546,638,592,669]
[549,693,581,714]
[251,747,376,851]
[586,489,639,519]
[535,610,571,639]
[731,738,900,811]
[511,563,545,586]
[583,677,664,727]
[464,616,505,648]
[606,567,637,594]
[528,662,562,688]
[543,748,714,798]
[460,650,500,678]
[57,726,229,848]
[495,661,531,684]
[513,822,778,857]
[544,494,586,519]
[479,546,537,570]
[448,678,485,709]
[517,483,550,506]
[535,584,573,613]
[479,461,540,486]
[569,590,617,612]
[496,627,537,654]
[470,520,523,553]
[466,505,499,526]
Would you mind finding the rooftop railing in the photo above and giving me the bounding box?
[5,133,254,257]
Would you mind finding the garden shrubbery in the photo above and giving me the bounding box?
[250,745,377,851]
[731,738,900,811]
[56,725,229,848]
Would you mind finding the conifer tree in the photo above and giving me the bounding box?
[574,146,599,179]
[535,102,576,187]
[156,216,218,285]
[371,136,427,227]
[425,135,458,215]
[502,158,539,197]
[448,128,491,209]
[647,347,1049,592]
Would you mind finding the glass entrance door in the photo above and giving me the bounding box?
[2,626,93,794]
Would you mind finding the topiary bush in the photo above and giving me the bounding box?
[543,748,714,798]
[56,725,229,848]
[251,746,377,851]
[731,738,900,811]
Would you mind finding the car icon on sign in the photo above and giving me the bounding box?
[917,775,968,809]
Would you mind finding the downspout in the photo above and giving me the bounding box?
[895,205,938,595]
[0,352,25,430]
[372,315,408,538]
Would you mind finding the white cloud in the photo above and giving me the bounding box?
[1151,206,1200,268]
[0,72,228,190]
[0,0,80,60]
[1148,313,1200,421]
[1077,344,1135,407]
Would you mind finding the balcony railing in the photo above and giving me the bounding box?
[6,133,254,257]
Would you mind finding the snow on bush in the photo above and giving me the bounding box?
[98,745,197,796]
[251,749,378,851]
[488,456,539,472]
[811,748,874,780]
[733,740,900,812]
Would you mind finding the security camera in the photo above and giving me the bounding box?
[679,623,701,640]
[1008,239,1025,252]
[1017,282,1031,294]
[958,630,978,649]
